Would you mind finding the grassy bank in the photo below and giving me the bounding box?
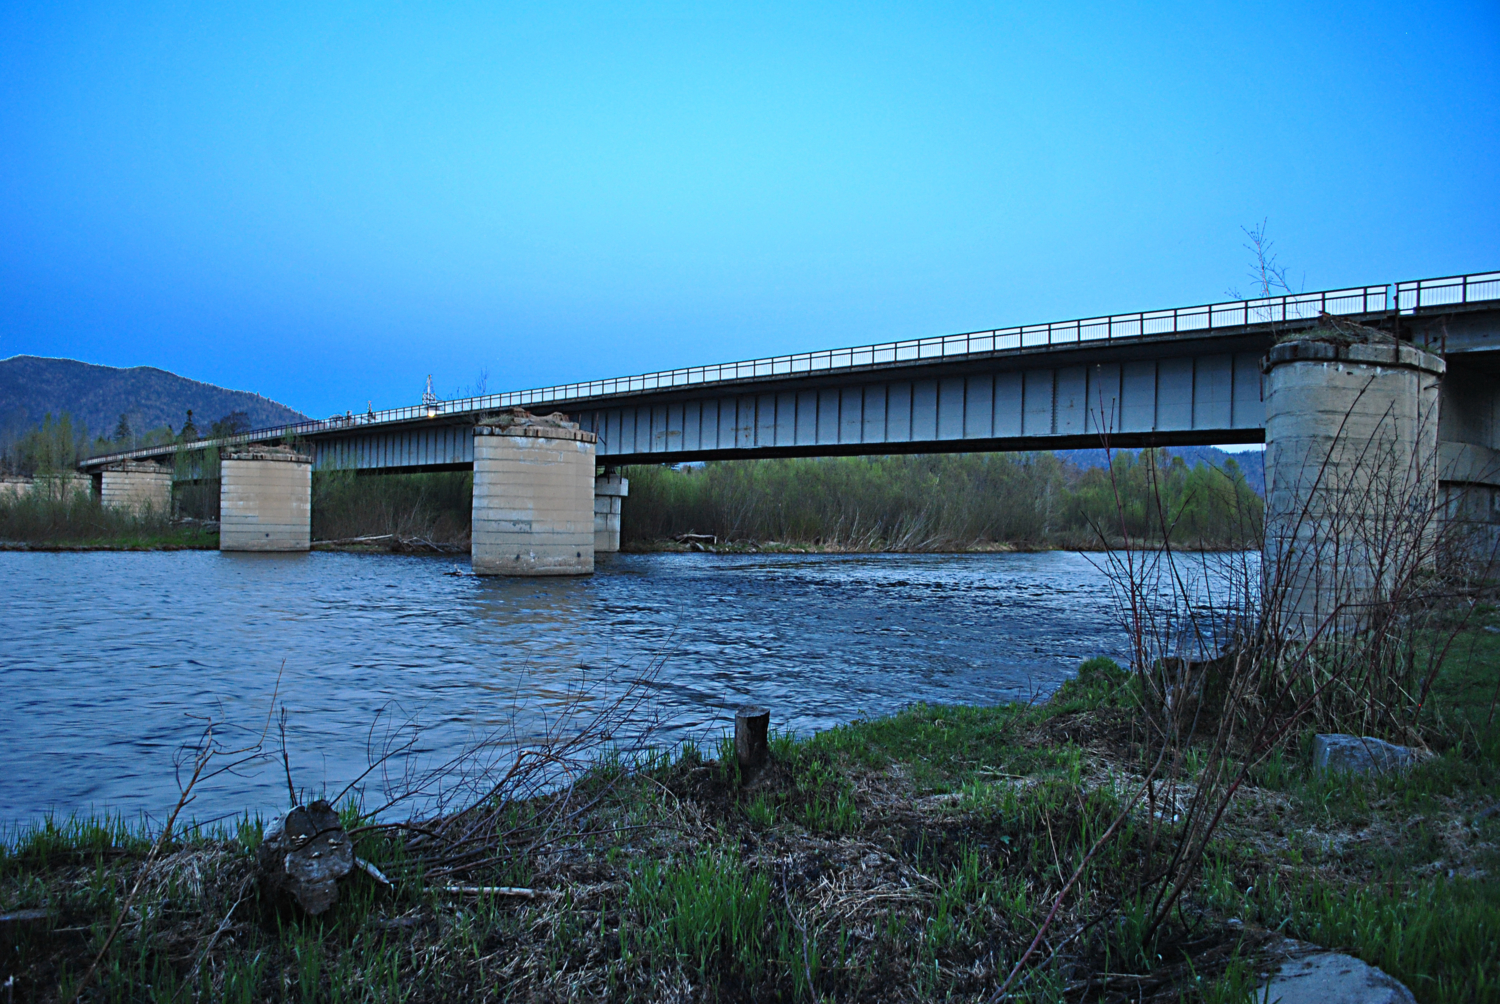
[0,489,216,550]
[622,452,1262,552]
[5,632,1495,1003]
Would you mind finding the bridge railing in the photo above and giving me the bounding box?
[79,269,1500,467]
[1396,272,1500,312]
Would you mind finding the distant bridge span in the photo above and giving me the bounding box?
[76,271,1500,472]
[74,270,1500,576]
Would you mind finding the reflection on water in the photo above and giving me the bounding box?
[3,549,1147,825]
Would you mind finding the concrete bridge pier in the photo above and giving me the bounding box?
[1434,365,1500,565]
[219,448,312,551]
[1262,339,1444,636]
[96,461,173,515]
[594,471,628,554]
[472,413,597,576]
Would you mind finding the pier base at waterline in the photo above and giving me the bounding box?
[219,448,312,552]
[471,414,597,576]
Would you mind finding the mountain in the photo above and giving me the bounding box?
[1058,446,1265,494]
[0,355,307,442]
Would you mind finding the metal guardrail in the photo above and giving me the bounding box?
[80,269,1500,467]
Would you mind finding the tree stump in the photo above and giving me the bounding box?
[735,705,770,777]
[256,800,354,915]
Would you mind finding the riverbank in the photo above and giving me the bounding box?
[624,537,1255,555]
[0,527,218,551]
[5,644,1495,1002]
[0,536,1250,555]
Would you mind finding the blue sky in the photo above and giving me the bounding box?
[2,1,1497,424]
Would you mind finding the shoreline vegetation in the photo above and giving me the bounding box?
[0,450,1262,553]
[3,644,1496,1003]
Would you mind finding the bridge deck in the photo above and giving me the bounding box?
[77,271,1500,472]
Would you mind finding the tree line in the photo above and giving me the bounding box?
[0,409,251,476]
[621,451,1263,549]
[0,409,1265,550]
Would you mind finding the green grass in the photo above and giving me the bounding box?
[1189,626,1500,1004]
[3,644,1494,1002]
[0,487,216,548]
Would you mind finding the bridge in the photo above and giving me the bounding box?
[77,270,1500,594]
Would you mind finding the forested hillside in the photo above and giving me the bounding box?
[0,355,306,445]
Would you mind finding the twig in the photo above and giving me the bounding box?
[280,707,296,807]
[67,733,214,1004]
[356,857,393,886]
[782,870,817,996]
[990,745,1165,1002]
[442,885,536,898]
[173,874,254,999]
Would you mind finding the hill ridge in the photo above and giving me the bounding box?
[0,355,308,444]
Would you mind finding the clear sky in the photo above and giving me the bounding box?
[2,1,1497,421]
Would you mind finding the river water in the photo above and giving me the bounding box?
[2,549,1182,827]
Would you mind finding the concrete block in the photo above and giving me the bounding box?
[594,475,627,553]
[22,472,92,501]
[472,419,596,575]
[1312,734,1428,775]
[0,476,34,500]
[220,449,312,552]
[99,462,173,515]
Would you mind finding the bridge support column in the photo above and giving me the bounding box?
[594,472,628,554]
[97,461,173,515]
[220,448,312,551]
[1434,366,1500,569]
[472,414,597,576]
[1263,339,1444,636]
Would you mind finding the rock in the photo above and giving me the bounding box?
[1262,951,1416,1004]
[257,800,355,915]
[1312,734,1427,775]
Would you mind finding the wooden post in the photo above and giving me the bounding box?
[734,705,770,773]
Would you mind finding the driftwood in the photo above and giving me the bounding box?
[257,800,354,914]
[311,534,466,554]
[313,534,397,546]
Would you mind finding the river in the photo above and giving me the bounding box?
[1,549,1219,827]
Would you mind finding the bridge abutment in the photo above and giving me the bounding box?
[97,461,173,515]
[471,414,597,576]
[1263,339,1444,636]
[219,448,312,551]
[594,472,628,554]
